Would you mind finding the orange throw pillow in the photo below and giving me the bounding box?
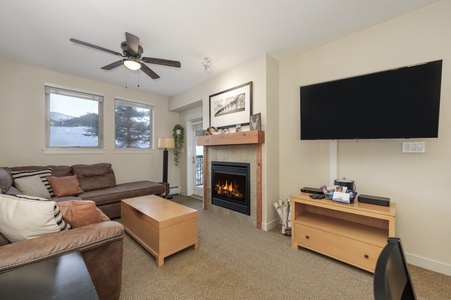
[46,175,84,198]
[57,200,109,228]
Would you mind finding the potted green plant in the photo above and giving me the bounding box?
[172,124,184,166]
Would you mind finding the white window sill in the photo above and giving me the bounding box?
[113,148,157,154]
[43,148,107,155]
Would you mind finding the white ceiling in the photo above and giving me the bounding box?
[0,0,439,97]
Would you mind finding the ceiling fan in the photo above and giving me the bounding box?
[70,32,181,79]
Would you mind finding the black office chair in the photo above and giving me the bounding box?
[374,237,416,300]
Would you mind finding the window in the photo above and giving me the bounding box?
[115,99,153,149]
[45,86,103,148]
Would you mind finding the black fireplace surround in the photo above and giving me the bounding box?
[211,161,250,215]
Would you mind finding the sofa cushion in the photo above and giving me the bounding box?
[71,163,116,192]
[46,165,72,177]
[0,194,70,242]
[11,169,54,197]
[47,175,84,198]
[6,187,21,195]
[0,168,12,194]
[78,181,167,206]
[57,200,110,228]
[14,175,51,199]
[0,232,10,245]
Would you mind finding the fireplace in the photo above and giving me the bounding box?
[211,161,250,215]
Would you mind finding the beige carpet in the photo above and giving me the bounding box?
[119,195,451,300]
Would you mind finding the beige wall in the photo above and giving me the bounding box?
[0,59,179,185]
[264,55,280,228]
[279,0,451,275]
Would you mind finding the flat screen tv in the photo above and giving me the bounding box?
[300,60,443,140]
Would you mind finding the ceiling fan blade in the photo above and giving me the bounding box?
[70,38,123,57]
[142,57,181,68]
[125,32,139,54]
[101,60,124,70]
[140,63,160,79]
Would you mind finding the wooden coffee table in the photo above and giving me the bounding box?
[121,195,199,267]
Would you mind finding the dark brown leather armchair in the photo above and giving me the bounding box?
[0,221,124,300]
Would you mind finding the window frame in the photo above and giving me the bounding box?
[45,85,104,150]
[114,98,155,150]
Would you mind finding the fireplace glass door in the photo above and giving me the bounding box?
[211,161,250,215]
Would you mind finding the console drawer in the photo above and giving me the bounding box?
[294,223,382,272]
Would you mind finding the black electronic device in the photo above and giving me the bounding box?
[300,60,442,140]
[358,194,390,207]
[300,187,323,194]
[334,179,355,190]
[374,237,416,300]
[309,194,325,199]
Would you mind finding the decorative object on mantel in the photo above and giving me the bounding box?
[204,126,218,135]
[236,124,241,132]
[209,81,253,129]
[250,113,261,131]
[172,124,184,166]
[274,198,291,236]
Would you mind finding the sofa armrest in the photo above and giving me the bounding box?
[0,221,124,300]
[0,221,124,273]
[160,181,170,197]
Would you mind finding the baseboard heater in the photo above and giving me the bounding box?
[169,186,180,196]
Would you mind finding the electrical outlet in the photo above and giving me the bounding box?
[402,141,425,153]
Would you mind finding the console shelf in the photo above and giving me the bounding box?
[291,192,396,272]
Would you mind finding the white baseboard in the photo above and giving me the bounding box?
[262,218,279,232]
[405,252,451,276]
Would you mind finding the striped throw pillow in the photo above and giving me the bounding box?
[0,194,70,242]
[11,169,54,197]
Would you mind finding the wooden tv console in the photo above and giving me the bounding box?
[291,192,396,272]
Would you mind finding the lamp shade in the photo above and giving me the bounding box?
[124,60,141,71]
[158,137,175,149]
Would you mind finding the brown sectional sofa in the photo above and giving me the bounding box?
[3,162,169,218]
[0,162,169,299]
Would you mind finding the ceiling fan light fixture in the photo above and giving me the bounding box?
[124,59,141,71]
[70,33,180,80]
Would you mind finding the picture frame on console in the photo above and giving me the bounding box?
[209,81,252,128]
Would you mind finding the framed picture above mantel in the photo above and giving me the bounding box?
[209,81,252,128]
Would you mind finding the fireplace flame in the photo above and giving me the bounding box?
[225,180,233,192]
[215,179,244,199]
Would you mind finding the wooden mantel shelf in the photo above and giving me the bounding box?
[197,130,265,147]
[197,130,265,229]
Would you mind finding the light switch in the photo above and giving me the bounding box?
[402,141,425,153]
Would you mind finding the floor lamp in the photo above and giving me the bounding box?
[158,137,175,197]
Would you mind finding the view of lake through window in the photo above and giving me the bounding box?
[47,91,101,147]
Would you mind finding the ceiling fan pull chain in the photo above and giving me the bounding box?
[138,71,140,88]
[125,69,128,89]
